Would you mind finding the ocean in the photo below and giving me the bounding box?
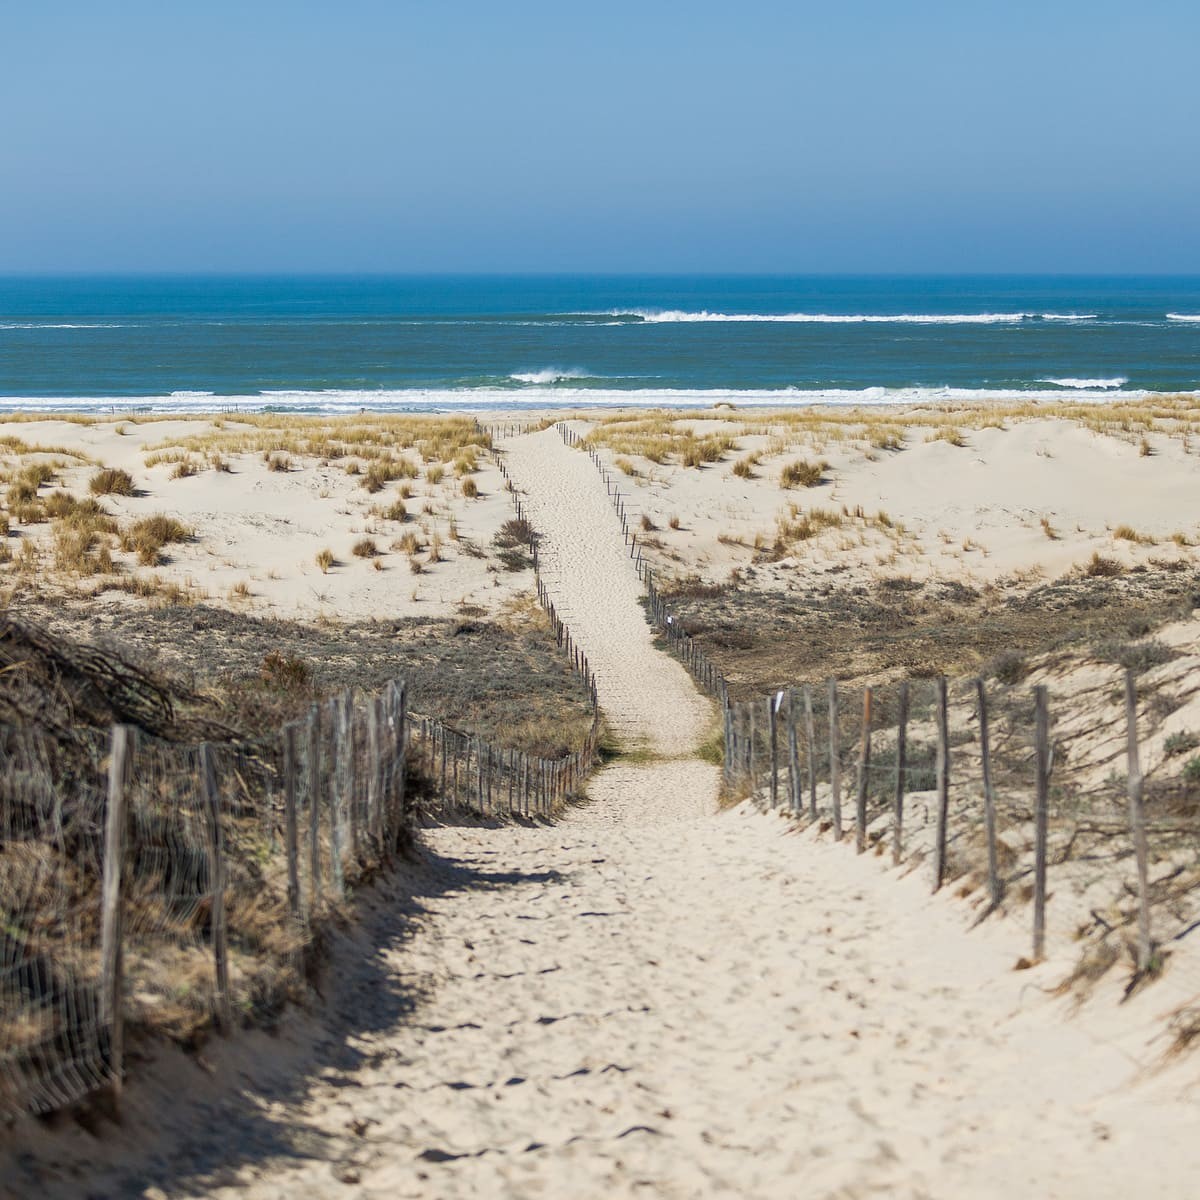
[1,275,1198,413]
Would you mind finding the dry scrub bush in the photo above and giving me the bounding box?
[89,466,135,496]
[315,548,335,573]
[352,537,378,559]
[381,499,407,521]
[461,477,479,499]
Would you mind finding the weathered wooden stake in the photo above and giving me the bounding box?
[976,678,1002,909]
[1124,670,1153,973]
[200,743,234,1032]
[803,684,817,820]
[101,724,132,1101]
[855,686,873,854]
[769,693,779,808]
[786,688,801,815]
[828,679,842,839]
[307,703,322,906]
[1033,684,1051,960]
[283,723,302,926]
[933,677,951,892]
[892,681,909,866]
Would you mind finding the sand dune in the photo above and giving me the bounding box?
[9,424,1200,1200]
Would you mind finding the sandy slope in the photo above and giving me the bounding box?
[13,428,1200,1199]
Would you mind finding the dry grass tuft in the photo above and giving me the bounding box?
[315,548,335,573]
[780,458,828,488]
[351,537,379,559]
[89,467,135,496]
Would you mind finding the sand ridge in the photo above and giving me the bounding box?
[12,426,1200,1199]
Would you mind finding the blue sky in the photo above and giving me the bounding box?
[3,0,1197,273]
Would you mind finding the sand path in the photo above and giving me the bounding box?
[41,430,1200,1199]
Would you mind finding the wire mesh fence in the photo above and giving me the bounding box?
[0,678,412,1122]
[725,663,1200,978]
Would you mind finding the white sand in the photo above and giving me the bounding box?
[14,427,1200,1199]
[2,417,529,620]
[595,416,1200,588]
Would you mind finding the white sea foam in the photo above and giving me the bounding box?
[1038,313,1098,321]
[0,322,124,330]
[509,368,594,384]
[1167,313,1200,322]
[1039,377,1128,389]
[2,384,1188,417]
[599,309,1031,325]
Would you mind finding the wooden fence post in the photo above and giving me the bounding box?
[976,679,1002,909]
[367,698,382,850]
[855,686,873,854]
[200,743,233,1033]
[283,724,303,926]
[342,693,358,860]
[307,703,322,908]
[328,700,345,899]
[803,684,817,820]
[101,724,132,1101]
[933,677,950,892]
[1124,670,1152,973]
[786,688,801,815]
[1033,684,1050,960]
[394,684,408,846]
[769,692,779,809]
[828,679,842,840]
[748,702,758,796]
[892,681,908,866]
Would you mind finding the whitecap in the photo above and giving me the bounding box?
[1167,313,1200,322]
[593,310,1030,325]
[509,368,594,384]
[1038,377,1128,389]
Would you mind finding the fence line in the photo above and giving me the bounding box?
[550,421,1180,977]
[723,668,1169,968]
[554,421,727,703]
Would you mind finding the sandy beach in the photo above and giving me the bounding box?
[3,408,1200,1197]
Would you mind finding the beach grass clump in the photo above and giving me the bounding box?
[1085,552,1125,578]
[380,499,408,522]
[1040,516,1058,540]
[120,514,192,566]
[615,457,638,476]
[927,426,967,447]
[266,453,291,473]
[731,454,758,479]
[315,548,335,573]
[426,463,445,484]
[461,477,479,499]
[171,458,199,479]
[89,466,136,496]
[351,537,379,559]
[780,458,828,489]
[1113,524,1154,545]
[52,522,115,576]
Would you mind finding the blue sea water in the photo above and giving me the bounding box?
[0,275,1198,412]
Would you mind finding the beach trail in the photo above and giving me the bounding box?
[33,428,1200,1200]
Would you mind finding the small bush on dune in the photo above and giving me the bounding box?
[315,548,335,573]
[89,467,135,496]
[352,537,379,559]
[461,477,478,499]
